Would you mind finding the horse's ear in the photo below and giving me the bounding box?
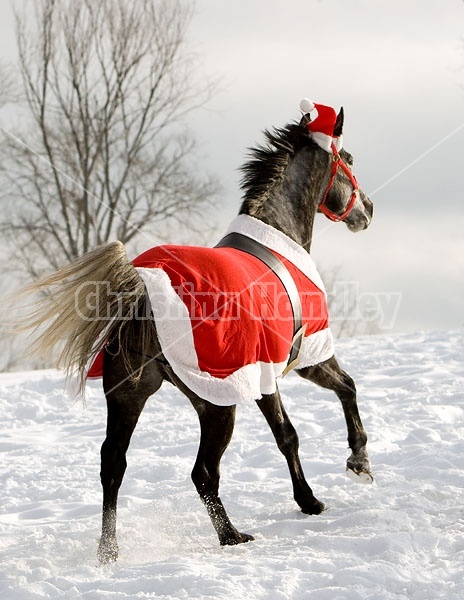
[299,114,311,128]
[333,107,344,137]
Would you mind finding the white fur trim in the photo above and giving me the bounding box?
[224,215,327,296]
[309,131,343,153]
[298,328,334,366]
[310,131,333,153]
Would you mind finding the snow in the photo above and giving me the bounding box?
[1,329,463,599]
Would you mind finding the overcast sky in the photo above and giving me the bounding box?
[0,0,463,335]
[186,0,464,334]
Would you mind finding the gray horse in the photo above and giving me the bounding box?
[20,100,374,563]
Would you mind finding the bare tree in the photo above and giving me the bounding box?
[0,0,218,279]
[0,61,18,108]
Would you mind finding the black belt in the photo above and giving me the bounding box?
[216,232,306,374]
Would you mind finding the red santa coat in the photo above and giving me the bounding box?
[88,216,334,405]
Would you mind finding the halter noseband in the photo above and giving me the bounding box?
[318,142,359,222]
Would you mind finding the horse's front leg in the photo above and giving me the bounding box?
[297,355,373,483]
[257,389,325,514]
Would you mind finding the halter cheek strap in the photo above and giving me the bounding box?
[318,143,359,222]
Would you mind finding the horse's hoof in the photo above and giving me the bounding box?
[300,498,326,515]
[346,451,373,484]
[346,466,374,484]
[220,531,254,546]
[98,538,119,564]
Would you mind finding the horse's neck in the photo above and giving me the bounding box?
[246,153,327,252]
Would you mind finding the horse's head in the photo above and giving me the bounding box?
[239,99,373,246]
[300,100,373,233]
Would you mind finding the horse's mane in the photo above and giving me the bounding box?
[239,122,312,213]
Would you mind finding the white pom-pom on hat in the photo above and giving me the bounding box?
[299,98,315,114]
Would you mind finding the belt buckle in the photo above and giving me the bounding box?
[282,324,307,377]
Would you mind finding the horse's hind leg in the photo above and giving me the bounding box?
[98,350,163,563]
[190,399,254,545]
[257,388,325,514]
[297,355,373,482]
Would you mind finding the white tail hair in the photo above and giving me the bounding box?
[13,241,149,391]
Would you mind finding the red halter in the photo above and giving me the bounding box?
[318,143,359,222]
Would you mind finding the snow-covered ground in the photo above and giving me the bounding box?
[1,329,463,599]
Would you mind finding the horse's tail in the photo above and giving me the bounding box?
[14,241,150,391]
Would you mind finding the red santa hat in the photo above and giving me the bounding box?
[299,98,343,153]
